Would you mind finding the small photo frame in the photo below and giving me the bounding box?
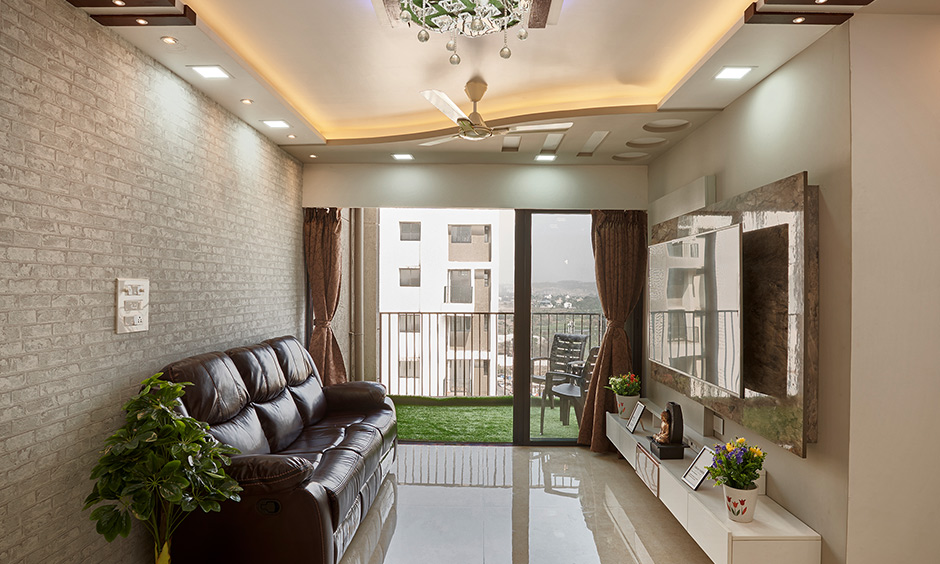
[682,446,715,491]
[626,402,646,433]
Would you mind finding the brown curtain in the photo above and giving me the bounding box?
[303,207,347,386]
[577,210,647,452]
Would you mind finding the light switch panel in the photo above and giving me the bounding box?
[116,278,149,334]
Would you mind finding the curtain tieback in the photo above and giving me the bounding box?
[314,320,332,328]
[606,318,627,328]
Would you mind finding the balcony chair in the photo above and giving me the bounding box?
[532,333,588,433]
[540,346,600,434]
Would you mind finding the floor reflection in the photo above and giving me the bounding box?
[340,444,710,564]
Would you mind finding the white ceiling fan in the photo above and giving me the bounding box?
[419,79,573,146]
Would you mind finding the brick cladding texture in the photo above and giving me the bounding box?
[0,1,306,562]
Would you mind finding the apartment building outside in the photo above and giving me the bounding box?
[378,208,506,397]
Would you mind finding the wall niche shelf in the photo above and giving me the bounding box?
[607,405,820,564]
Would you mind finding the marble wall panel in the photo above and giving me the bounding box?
[650,172,819,456]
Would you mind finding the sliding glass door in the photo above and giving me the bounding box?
[513,211,600,444]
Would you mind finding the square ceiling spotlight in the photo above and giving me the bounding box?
[392,154,414,161]
[715,66,755,80]
[190,65,231,79]
[262,120,291,128]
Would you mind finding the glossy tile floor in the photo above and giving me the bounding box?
[339,444,711,564]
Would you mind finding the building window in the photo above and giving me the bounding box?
[399,313,421,333]
[446,269,472,303]
[400,221,421,241]
[445,359,473,394]
[399,359,421,379]
[400,267,420,287]
[449,225,472,243]
[446,314,473,347]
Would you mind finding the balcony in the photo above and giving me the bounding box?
[379,311,604,398]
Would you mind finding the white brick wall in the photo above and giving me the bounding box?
[0,1,306,562]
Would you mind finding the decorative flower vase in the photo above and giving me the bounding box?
[615,394,639,419]
[723,484,759,523]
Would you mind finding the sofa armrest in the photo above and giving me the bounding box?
[323,381,388,412]
[228,454,315,496]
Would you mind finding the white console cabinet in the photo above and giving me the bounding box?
[607,409,820,564]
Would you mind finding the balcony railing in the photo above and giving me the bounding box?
[379,311,604,397]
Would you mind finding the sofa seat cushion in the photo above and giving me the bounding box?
[333,423,383,479]
[308,449,368,530]
[281,426,346,455]
[358,401,397,454]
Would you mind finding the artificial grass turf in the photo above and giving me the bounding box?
[393,397,580,443]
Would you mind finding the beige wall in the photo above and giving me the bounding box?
[303,163,648,210]
[0,1,305,562]
[647,26,852,564]
[846,14,940,563]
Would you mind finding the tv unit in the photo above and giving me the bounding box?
[648,224,743,397]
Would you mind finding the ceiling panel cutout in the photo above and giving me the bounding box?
[577,131,609,157]
[501,136,522,153]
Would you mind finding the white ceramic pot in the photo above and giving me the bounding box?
[615,394,639,419]
[723,483,759,523]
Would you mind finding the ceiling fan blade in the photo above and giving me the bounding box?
[493,127,573,136]
[418,135,460,147]
[420,90,469,125]
[493,121,574,135]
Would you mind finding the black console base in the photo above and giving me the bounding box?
[647,438,687,460]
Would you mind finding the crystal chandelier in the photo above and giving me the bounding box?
[399,0,532,65]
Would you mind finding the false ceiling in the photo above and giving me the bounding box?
[67,0,933,165]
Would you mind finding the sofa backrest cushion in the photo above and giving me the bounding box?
[160,352,270,455]
[264,336,327,425]
[227,344,304,452]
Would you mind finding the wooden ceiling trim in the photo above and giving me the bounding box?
[527,0,552,29]
[92,5,196,26]
[67,0,176,7]
[763,0,873,5]
[745,4,852,24]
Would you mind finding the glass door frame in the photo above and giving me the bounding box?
[512,209,594,446]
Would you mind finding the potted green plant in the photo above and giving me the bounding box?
[84,373,243,563]
[707,437,767,523]
[605,373,641,419]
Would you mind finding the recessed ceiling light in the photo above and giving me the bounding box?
[240,98,253,105]
[392,154,414,161]
[815,0,828,4]
[287,134,296,139]
[160,36,178,45]
[190,66,231,79]
[262,120,290,129]
[112,0,126,6]
[715,66,754,80]
[793,17,806,24]
[535,154,557,162]
[309,154,318,159]
[135,18,149,25]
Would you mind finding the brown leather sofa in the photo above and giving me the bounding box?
[160,335,397,564]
